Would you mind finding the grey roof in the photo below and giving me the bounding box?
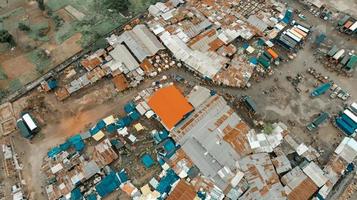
[132,24,165,55]
[115,25,164,62]
[187,85,211,108]
[238,153,286,200]
[173,95,242,190]
[109,44,139,73]
[247,15,268,32]
[83,161,100,179]
[302,162,328,187]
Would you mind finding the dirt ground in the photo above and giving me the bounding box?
[322,0,357,18]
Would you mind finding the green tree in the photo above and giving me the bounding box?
[0,29,15,46]
[37,0,45,11]
[104,0,131,13]
[18,22,31,32]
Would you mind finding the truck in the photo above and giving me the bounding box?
[311,82,332,97]
[307,112,329,131]
[345,55,357,71]
[243,95,257,113]
[258,56,270,69]
[281,34,298,47]
[292,27,307,37]
[285,31,302,42]
[267,48,279,60]
[296,24,310,33]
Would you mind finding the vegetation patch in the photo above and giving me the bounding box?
[0,65,8,80]
[8,78,22,93]
[27,49,51,74]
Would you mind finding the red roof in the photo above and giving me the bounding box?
[167,180,196,200]
[148,85,193,130]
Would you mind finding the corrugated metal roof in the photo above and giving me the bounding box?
[302,162,328,187]
[109,44,139,73]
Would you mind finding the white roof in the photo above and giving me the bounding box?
[296,143,309,155]
[344,109,357,123]
[230,170,244,187]
[109,44,139,73]
[302,162,328,187]
[118,127,129,136]
[50,163,63,174]
[103,115,115,125]
[335,137,357,163]
[22,113,37,131]
[128,134,137,143]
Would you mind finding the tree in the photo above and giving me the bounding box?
[18,22,31,32]
[104,0,131,13]
[37,0,45,11]
[0,29,15,46]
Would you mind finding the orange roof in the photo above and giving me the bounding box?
[167,180,196,200]
[112,74,129,92]
[148,85,193,130]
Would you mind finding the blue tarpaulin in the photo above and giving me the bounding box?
[249,57,258,65]
[129,110,141,121]
[156,169,179,194]
[47,147,61,158]
[71,188,83,200]
[124,102,136,114]
[118,169,128,183]
[47,79,58,90]
[68,134,85,152]
[282,9,293,24]
[95,172,121,197]
[242,42,249,49]
[141,154,155,168]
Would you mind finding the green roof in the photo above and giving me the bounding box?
[16,119,32,139]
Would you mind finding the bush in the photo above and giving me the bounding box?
[18,22,31,31]
[0,29,15,47]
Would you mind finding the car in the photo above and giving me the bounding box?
[342,92,350,101]
[337,90,345,99]
[330,92,337,99]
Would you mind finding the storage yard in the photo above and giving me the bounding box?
[0,0,356,200]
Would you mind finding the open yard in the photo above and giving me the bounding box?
[0,0,158,101]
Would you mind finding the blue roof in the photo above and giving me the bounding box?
[341,114,357,129]
[86,193,97,200]
[118,169,129,183]
[156,169,179,194]
[242,42,249,49]
[71,188,83,200]
[95,172,121,197]
[96,120,106,129]
[141,154,155,168]
[106,124,116,133]
[89,126,101,135]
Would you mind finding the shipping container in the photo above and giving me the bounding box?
[338,15,350,26]
[295,22,311,30]
[340,54,351,65]
[341,114,357,129]
[333,49,345,60]
[344,109,357,124]
[263,51,273,61]
[344,21,353,29]
[289,29,304,40]
[311,82,332,97]
[350,102,357,114]
[296,25,310,33]
[293,27,307,37]
[281,34,298,47]
[327,46,338,57]
[336,117,355,135]
[22,113,38,132]
[349,21,357,31]
[258,56,270,69]
[277,38,293,49]
[285,31,301,42]
[267,48,279,59]
[346,55,357,70]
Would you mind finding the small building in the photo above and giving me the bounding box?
[302,162,328,187]
[334,137,357,163]
[166,180,196,200]
[141,154,155,168]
